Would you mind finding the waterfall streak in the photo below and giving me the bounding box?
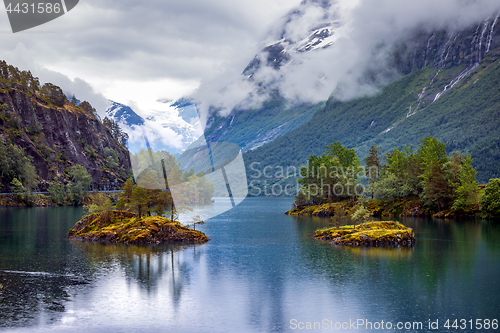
[433,63,479,102]
[486,12,500,54]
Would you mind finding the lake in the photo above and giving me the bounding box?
[1,198,500,332]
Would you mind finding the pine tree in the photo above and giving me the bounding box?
[365,145,381,199]
[420,161,451,211]
[40,83,67,107]
[10,178,24,195]
[48,177,66,205]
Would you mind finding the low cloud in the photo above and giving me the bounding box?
[190,0,500,122]
[1,43,110,115]
[2,0,499,127]
[0,0,302,116]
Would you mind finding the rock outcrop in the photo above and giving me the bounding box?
[0,81,130,191]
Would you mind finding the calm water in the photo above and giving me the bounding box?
[1,198,500,332]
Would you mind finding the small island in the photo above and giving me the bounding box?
[315,221,415,246]
[68,210,210,244]
[68,169,214,245]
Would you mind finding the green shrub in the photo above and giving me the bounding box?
[480,179,500,219]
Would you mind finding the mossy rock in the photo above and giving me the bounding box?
[68,210,210,244]
[314,221,415,247]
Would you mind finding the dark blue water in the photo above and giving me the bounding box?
[1,198,500,332]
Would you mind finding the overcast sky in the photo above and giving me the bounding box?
[0,0,302,115]
[1,0,499,120]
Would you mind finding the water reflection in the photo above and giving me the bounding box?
[342,246,414,259]
[295,215,500,323]
[1,202,500,332]
[71,242,200,308]
[0,270,88,328]
[0,206,88,328]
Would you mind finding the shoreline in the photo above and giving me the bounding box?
[286,199,481,219]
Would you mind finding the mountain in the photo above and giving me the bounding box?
[171,98,199,123]
[244,18,500,191]
[105,100,145,127]
[200,1,347,152]
[106,99,203,155]
[144,106,202,151]
[201,97,324,152]
[191,3,500,194]
[0,61,131,192]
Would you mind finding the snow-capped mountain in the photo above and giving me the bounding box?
[169,98,199,124]
[243,6,345,77]
[199,0,500,156]
[145,101,202,151]
[105,99,202,155]
[105,101,144,127]
[191,2,346,152]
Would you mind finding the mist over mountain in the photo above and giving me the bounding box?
[103,0,500,187]
[192,1,499,153]
[168,0,500,192]
[191,0,500,121]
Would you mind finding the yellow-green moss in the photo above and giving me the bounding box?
[68,210,210,244]
[286,201,356,216]
[315,221,415,246]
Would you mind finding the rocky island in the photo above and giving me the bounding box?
[68,210,210,244]
[314,221,415,247]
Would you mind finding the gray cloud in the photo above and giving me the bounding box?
[1,0,499,122]
[0,43,109,114]
[0,0,301,111]
[190,0,500,121]
[1,0,302,81]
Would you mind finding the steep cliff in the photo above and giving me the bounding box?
[0,65,131,192]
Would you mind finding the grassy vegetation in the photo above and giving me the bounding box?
[314,221,415,246]
[287,201,356,216]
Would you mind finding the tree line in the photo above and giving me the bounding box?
[295,136,500,219]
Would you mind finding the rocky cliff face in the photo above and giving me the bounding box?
[0,82,131,191]
[395,17,500,75]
